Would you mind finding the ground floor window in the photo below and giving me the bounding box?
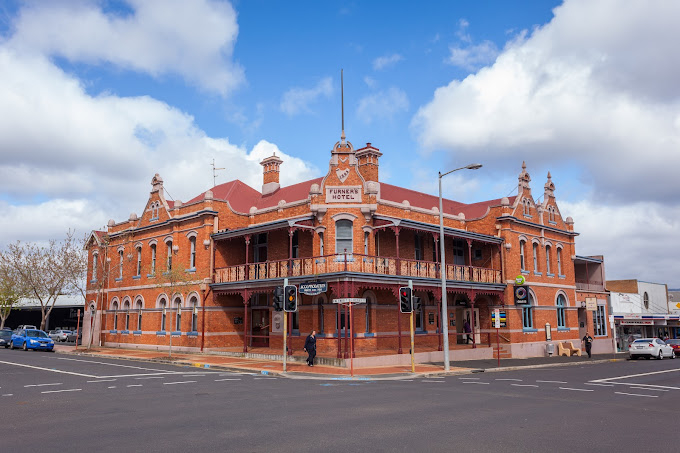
[594,305,606,336]
[522,306,533,329]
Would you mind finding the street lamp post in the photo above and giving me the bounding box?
[439,163,482,371]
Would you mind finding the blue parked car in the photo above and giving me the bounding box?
[10,329,55,351]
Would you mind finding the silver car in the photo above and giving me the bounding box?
[629,338,675,360]
[48,329,72,342]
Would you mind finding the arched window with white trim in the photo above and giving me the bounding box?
[123,299,131,331]
[111,300,119,330]
[189,295,199,332]
[545,245,552,275]
[557,247,563,276]
[189,236,196,269]
[522,291,535,330]
[519,240,526,271]
[335,219,353,259]
[556,293,566,328]
[174,296,182,332]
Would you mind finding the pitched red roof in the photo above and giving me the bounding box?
[185,177,513,219]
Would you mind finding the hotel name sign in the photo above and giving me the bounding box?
[326,186,362,203]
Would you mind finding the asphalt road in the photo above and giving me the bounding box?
[2,348,679,452]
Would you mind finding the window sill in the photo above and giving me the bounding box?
[187,332,199,337]
[557,327,570,332]
[133,330,142,335]
[558,274,566,279]
[90,279,97,284]
[115,278,123,282]
[147,273,156,278]
[533,271,542,276]
[548,221,557,225]
[109,330,118,334]
[521,270,530,275]
[522,328,538,333]
[171,331,182,336]
[132,276,141,280]
[523,215,533,219]
[156,331,167,336]
[121,330,130,335]
[546,273,555,278]
[185,268,196,273]
[364,332,375,337]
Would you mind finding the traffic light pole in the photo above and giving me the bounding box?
[409,280,415,373]
[283,277,288,372]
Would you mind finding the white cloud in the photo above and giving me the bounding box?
[280,77,334,116]
[0,48,316,247]
[561,200,680,287]
[5,0,243,96]
[357,87,409,124]
[372,53,403,71]
[413,0,680,206]
[446,41,498,70]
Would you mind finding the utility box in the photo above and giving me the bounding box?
[546,343,555,356]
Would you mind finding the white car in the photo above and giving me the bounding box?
[48,329,72,342]
[629,338,675,360]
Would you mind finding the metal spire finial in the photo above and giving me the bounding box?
[341,69,346,145]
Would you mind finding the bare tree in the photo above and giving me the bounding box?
[153,263,193,358]
[0,231,85,331]
[0,261,28,328]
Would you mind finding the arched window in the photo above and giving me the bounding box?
[557,247,562,275]
[643,292,649,310]
[189,236,196,269]
[532,242,539,272]
[335,220,353,258]
[166,240,173,271]
[92,252,98,281]
[136,246,142,277]
[523,292,535,330]
[545,245,551,275]
[174,297,182,332]
[123,300,131,331]
[556,293,566,328]
[159,298,167,332]
[190,295,199,332]
[523,198,531,215]
[112,300,119,330]
[519,240,526,271]
[118,249,124,279]
[150,243,157,275]
[135,299,143,331]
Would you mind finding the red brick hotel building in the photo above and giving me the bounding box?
[83,135,612,364]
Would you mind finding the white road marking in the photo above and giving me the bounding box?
[98,372,186,378]
[421,380,445,383]
[496,378,523,381]
[0,360,96,378]
[2,394,13,397]
[127,384,143,387]
[399,379,414,382]
[459,377,480,380]
[559,387,594,392]
[214,378,241,382]
[41,388,82,394]
[511,384,539,387]
[134,376,166,380]
[615,391,658,398]
[108,386,117,389]
[591,367,680,383]
[254,377,277,380]
[584,383,614,387]
[87,379,117,383]
[55,357,180,373]
[627,386,668,392]
[183,374,206,377]
[594,381,680,391]
[463,382,490,385]
[24,383,62,387]
[536,380,567,384]
[163,381,197,385]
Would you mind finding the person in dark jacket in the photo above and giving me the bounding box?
[304,330,317,367]
[582,332,594,358]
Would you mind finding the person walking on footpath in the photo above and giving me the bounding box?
[463,319,472,344]
[582,332,594,358]
[304,330,317,367]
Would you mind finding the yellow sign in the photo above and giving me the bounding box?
[515,275,526,285]
[676,302,680,309]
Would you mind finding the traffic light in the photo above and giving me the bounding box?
[399,286,412,313]
[412,296,421,312]
[284,285,297,312]
[273,286,284,312]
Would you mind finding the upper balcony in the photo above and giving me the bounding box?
[214,253,502,285]
[574,255,606,292]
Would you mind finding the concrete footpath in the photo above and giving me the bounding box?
[54,344,626,380]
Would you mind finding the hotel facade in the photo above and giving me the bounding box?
[83,135,613,363]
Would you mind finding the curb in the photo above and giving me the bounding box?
[55,349,627,381]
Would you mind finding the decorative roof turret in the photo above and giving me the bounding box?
[544,171,555,199]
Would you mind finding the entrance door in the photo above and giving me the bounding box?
[463,308,481,344]
[251,309,270,347]
[578,308,587,340]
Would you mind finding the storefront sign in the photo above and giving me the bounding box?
[491,309,506,327]
[621,320,654,325]
[585,297,597,311]
[326,186,361,202]
[514,275,525,285]
[299,282,327,296]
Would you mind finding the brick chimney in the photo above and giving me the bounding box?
[260,154,283,195]
[356,143,382,182]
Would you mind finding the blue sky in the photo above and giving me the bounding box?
[1,0,679,288]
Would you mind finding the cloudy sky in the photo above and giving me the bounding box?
[1,0,678,288]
